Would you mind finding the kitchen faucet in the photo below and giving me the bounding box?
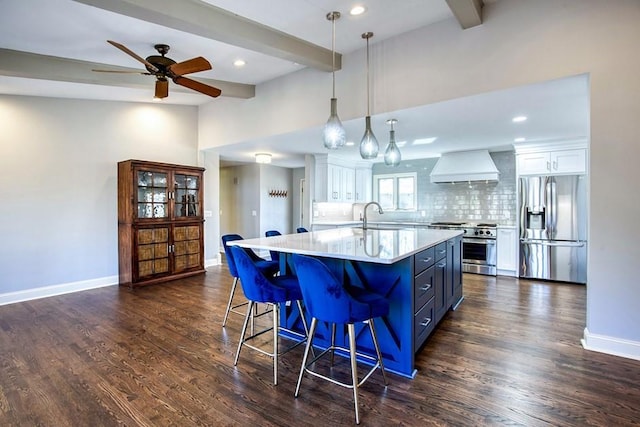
[362,201,384,229]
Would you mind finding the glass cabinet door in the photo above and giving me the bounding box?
[174,173,201,218]
[136,170,169,219]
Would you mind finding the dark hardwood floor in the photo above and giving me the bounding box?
[1,267,639,426]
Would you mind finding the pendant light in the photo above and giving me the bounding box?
[322,11,346,150]
[384,119,401,166]
[359,32,379,159]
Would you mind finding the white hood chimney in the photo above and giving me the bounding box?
[430,150,500,183]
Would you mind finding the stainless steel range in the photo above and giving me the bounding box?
[429,221,497,276]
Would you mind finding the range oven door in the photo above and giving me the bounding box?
[462,237,497,275]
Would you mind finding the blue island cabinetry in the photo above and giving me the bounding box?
[232,228,463,378]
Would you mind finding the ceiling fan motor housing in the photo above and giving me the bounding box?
[145,55,176,76]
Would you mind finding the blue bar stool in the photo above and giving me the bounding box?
[231,245,310,385]
[296,227,308,233]
[265,230,281,262]
[221,234,278,327]
[292,254,389,425]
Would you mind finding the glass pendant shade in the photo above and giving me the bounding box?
[323,98,346,149]
[384,128,401,166]
[359,116,379,159]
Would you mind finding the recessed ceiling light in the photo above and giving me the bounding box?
[350,5,366,15]
[514,137,526,142]
[233,59,246,67]
[512,115,527,123]
[412,137,437,145]
[345,140,355,146]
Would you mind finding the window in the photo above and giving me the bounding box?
[373,172,417,211]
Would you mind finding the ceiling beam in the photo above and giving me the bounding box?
[71,0,341,72]
[446,0,483,29]
[0,48,255,99]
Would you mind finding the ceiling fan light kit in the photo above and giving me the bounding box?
[359,31,379,160]
[101,40,222,99]
[322,11,346,150]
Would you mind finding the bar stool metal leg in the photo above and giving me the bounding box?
[234,301,255,366]
[348,324,361,424]
[222,277,240,327]
[295,317,317,397]
[273,302,279,385]
[368,319,388,386]
[330,322,336,366]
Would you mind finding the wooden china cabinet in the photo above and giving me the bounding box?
[118,159,206,287]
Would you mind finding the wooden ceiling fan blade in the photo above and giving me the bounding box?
[168,57,212,76]
[173,76,221,98]
[107,40,159,73]
[155,79,169,99]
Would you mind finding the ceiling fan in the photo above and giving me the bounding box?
[93,40,222,99]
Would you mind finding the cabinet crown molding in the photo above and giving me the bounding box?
[513,140,587,154]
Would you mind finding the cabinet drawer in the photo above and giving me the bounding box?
[414,265,435,314]
[413,246,435,275]
[414,296,436,352]
[435,242,447,261]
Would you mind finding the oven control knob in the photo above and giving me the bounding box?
[474,231,479,235]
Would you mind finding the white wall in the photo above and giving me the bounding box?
[219,164,261,239]
[198,0,640,358]
[292,167,304,229]
[259,164,292,235]
[199,150,220,267]
[219,164,293,240]
[0,95,198,299]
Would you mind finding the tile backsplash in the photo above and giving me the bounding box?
[371,151,517,225]
[313,151,517,226]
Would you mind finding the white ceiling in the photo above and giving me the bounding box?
[0,0,588,168]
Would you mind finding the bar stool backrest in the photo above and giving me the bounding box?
[292,254,371,324]
[231,245,288,303]
[221,234,243,278]
[265,230,281,261]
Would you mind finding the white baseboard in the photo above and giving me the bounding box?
[205,253,221,268]
[0,275,118,306]
[581,327,640,361]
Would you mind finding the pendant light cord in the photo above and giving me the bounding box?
[331,15,336,98]
[366,35,370,116]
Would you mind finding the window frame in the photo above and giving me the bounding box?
[372,172,417,211]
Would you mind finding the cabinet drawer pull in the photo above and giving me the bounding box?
[421,257,432,263]
[437,262,446,268]
[437,249,446,255]
[420,317,432,327]
[419,284,432,292]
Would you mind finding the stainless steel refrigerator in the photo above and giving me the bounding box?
[519,175,587,284]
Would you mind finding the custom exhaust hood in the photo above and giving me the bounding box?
[430,149,500,183]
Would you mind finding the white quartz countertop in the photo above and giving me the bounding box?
[230,227,463,264]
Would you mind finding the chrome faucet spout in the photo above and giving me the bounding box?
[362,201,384,229]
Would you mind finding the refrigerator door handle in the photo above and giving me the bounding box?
[520,239,586,248]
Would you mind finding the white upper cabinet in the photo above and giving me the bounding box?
[342,167,355,202]
[516,142,587,176]
[314,155,371,203]
[354,168,372,202]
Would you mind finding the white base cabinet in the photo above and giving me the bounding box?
[497,227,517,276]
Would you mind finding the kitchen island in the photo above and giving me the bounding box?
[231,227,463,378]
